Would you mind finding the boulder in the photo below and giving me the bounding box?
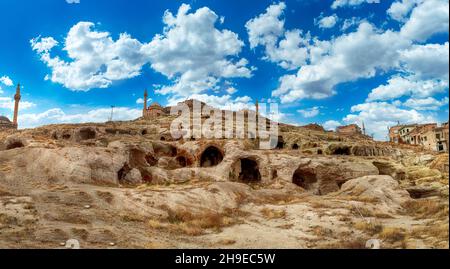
[336,175,411,209]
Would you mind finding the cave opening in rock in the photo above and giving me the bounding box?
[238,158,261,182]
[292,144,299,150]
[331,146,351,155]
[272,169,278,180]
[79,128,96,140]
[118,163,131,181]
[160,137,166,141]
[200,146,224,167]
[292,167,318,191]
[276,136,285,149]
[6,141,24,150]
[141,129,148,135]
[62,134,71,140]
[317,149,323,155]
[145,154,158,166]
[176,156,188,167]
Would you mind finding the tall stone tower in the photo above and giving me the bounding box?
[143,89,148,115]
[13,83,21,128]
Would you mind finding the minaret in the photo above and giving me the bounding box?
[362,121,366,136]
[143,89,148,117]
[13,83,21,128]
[255,99,259,116]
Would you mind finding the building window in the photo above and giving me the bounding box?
[436,134,441,140]
[438,143,444,152]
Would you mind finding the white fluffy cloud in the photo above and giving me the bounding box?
[245,3,310,70]
[19,107,141,129]
[387,0,421,22]
[145,4,253,97]
[136,98,152,104]
[403,97,449,111]
[31,22,150,91]
[167,93,254,112]
[367,76,448,102]
[0,97,36,111]
[400,42,449,81]
[323,120,342,131]
[0,76,13,86]
[399,0,449,42]
[298,107,320,118]
[331,0,380,9]
[66,0,80,3]
[316,15,339,29]
[272,22,411,103]
[343,101,435,140]
[248,0,449,104]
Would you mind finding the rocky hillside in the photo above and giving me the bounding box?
[0,113,448,249]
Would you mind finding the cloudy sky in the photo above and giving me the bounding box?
[0,0,448,140]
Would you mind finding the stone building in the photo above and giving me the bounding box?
[336,124,362,136]
[142,89,167,119]
[398,124,418,144]
[0,84,21,130]
[388,125,403,143]
[408,124,437,146]
[395,122,449,153]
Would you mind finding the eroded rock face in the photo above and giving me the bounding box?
[336,175,411,210]
[290,158,379,195]
[373,161,406,181]
[0,117,448,249]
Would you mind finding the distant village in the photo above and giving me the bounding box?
[2,87,449,154]
[389,122,449,153]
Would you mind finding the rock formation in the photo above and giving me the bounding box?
[0,102,448,249]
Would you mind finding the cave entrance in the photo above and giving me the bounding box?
[200,146,224,167]
[176,156,187,167]
[276,136,285,149]
[238,158,261,182]
[145,154,158,166]
[118,163,131,181]
[6,141,24,150]
[292,167,318,191]
[79,128,96,140]
[292,144,299,150]
[331,146,351,155]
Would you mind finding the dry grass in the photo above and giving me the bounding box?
[217,239,237,246]
[402,199,449,219]
[311,226,333,237]
[321,238,367,249]
[354,221,383,235]
[410,223,449,241]
[96,191,114,204]
[379,227,406,243]
[260,208,287,220]
[349,206,393,219]
[147,207,242,236]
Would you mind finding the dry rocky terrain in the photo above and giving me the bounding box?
[0,108,448,249]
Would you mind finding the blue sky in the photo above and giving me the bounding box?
[0,0,448,140]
